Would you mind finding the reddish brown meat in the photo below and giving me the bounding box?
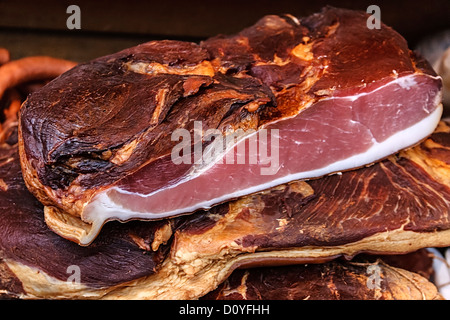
[201,252,439,300]
[19,7,442,245]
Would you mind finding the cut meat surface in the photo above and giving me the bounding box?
[19,7,443,245]
[90,74,442,219]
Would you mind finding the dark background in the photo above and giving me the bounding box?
[0,0,449,62]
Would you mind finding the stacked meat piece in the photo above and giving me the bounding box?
[0,7,449,300]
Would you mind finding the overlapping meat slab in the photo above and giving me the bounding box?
[18,7,443,245]
[201,250,440,300]
[0,137,172,298]
[1,121,449,299]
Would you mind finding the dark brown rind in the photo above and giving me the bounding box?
[359,249,435,281]
[19,40,275,217]
[0,260,24,299]
[201,251,441,300]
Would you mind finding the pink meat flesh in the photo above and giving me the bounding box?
[84,73,442,222]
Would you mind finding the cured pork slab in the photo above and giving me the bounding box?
[2,121,450,299]
[201,251,441,300]
[0,139,171,298]
[19,7,443,245]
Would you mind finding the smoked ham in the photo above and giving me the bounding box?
[19,7,443,245]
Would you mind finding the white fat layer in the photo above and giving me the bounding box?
[328,74,437,102]
[79,104,443,245]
